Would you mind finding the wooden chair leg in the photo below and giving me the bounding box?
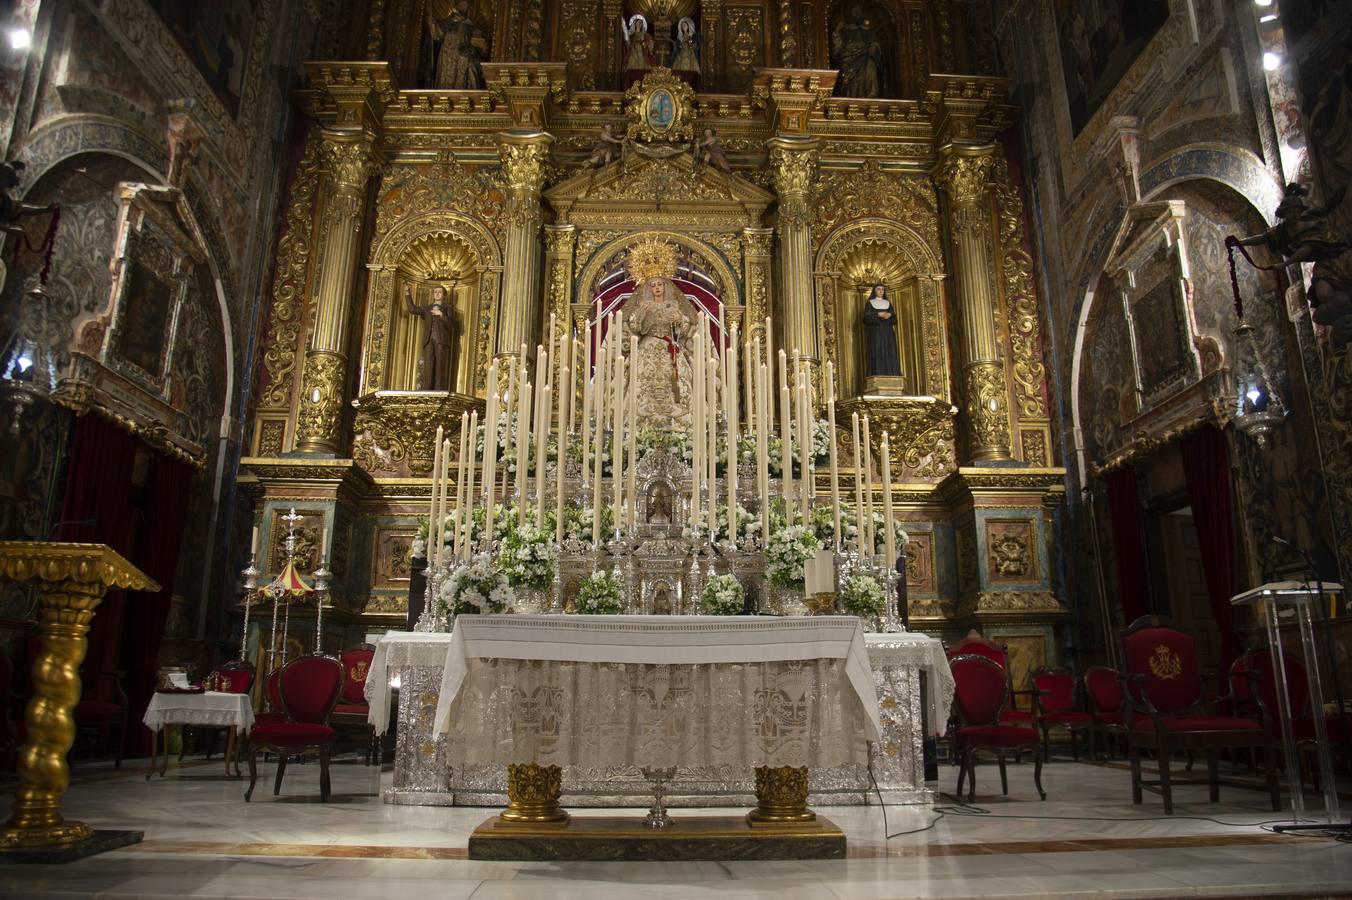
[1130,744,1143,805]
[1159,748,1174,815]
[245,747,259,802]
[1040,724,1050,762]
[998,753,1009,795]
[1034,744,1046,800]
[273,754,288,796]
[966,747,977,803]
[1207,750,1220,803]
[1264,743,1280,812]
[1071,727,1080,762]
[956,744,967,798]
[179,726,190,762]
[319,747,332,802]
[113,716,125,770]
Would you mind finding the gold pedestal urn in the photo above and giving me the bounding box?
[0,542,158,849]
[498,763,571,827]
[747,765,817,826]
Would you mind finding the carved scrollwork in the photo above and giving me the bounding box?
[933,150,997,206]
[963,361,1012,455]
[350,391,485,476]
[768,141,817,230]
[837,396,957,481]
[812,161,940,254]
[294,350,347,451]
[991,154,1050,421]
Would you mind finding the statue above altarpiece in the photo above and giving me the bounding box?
[421,0,487,90]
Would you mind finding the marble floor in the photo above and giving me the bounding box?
[1,752,1349,899]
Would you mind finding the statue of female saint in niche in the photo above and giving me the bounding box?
[832,6,883,98]
[623,275,705,428]
[424,0,486,89]
[404,283,457,391]
[620,14,654,87]
[862,284,902,377]
[671,17,702,88]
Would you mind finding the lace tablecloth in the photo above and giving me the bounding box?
[367,630,454,732]
[863,632,954,733]
[431,615,882,770]
[142,691,254,733]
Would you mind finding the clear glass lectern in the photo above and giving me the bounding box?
[1230,580,1343,826]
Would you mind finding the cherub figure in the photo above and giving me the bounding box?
[1231,182,1350,267]
[694,127,732,175]
[585,123,625,170]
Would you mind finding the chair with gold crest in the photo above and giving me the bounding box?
[245,653,343,803]
[1120,615,1279,814]
[330,644,379,765]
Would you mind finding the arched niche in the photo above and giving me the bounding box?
[363,211,502,394]
[576,230,741,309]
[814,218,949,401]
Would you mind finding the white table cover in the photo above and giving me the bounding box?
[366,631,454,732]
[431,616,882,770]
[142,691,255,734]
[864,632,955,734]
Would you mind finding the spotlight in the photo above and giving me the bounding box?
[1259,13,1279,23]
[1254,0,1274,6]
[1263,51,1282,71]
[6,27,31,50]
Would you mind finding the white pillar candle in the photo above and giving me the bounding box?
[627,334,638,532]
[779,375,793,525]
[555,364,569,542]
[463,411,478,560]
[862,414,875,559]
[796,369,810,522]
[581,324,593,478]
[757,361,770,544]
[534,344,548,527]
[851,411,864,554]
[482,361,499,544]
[727,330,739,550]
[516,377,532,525]
[429,424,444,565]
[826,362,841,552]
[249,524,260,559]
[536,371,552,529]
[452,420,467,559]
[612,352,623,533]
[881,429,896,568]
[706,355,718,535]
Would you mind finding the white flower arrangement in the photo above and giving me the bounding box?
[700,574,745,615]
[865,512,910,559]
[438,557,513,616]
[765,523,822,588]
[562,504,614,542]
[575,570,624,614]
[497,521,558,590]
[712,503,757,549]
[840,574,886,618]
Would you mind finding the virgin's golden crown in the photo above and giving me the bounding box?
[625,235,679,282]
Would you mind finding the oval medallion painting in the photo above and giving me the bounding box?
[647,89,676,133]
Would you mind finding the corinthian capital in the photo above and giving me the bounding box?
[767,135,819,198]
[934,147,997,205]
[319,133,379,191]
[498,130,554,195]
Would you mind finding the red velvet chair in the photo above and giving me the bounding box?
[254,667,286,729]
[1230,649,1352,786]
[245,654,343,803]
[947,635,1036,729]
[1084,665,1127,759]
[330,646,379,765]
[1120,615,1279,814]
[950,654,1046,802]
[1033,666,1094,761]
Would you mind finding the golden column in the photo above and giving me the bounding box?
[741,226,774,345]
[294,130,380,454]
[495,130,554,364]
[768,135,820,389]
[0,543,157,849]
[935,144,1013,462]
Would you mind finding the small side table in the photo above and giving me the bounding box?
[143,692,256,779]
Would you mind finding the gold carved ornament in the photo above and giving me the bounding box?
[964,361,1012,451]
[1149,645,1183,680]
[624,68,697,144]
[260,133,323,412]
[625,234,679,281]
[501,763,570,825]
[989,533,1030,578]
[294,351,347,449]
[769,143,817,230]
[991,154,1050,421]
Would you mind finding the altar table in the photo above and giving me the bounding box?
[368,621,952,807]
[143,691,255,779]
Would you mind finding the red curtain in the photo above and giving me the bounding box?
[1181,425,1240,668]
[56,415,193,757]
[1103,466,1148,625]
[56,415,142,691]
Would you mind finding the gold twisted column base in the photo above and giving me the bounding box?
[0,542,157,851]
[497,763,571,828]
[747,765,817,826]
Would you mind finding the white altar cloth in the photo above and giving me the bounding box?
[142,691,255,733]
[430,615,882,770]
[366,630,454,732]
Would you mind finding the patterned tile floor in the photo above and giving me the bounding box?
[1,753,1349,898]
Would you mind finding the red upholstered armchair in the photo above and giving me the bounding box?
[1230,649,1352,786]
[330,645,379,765]
[1084,665,1127,759]
[947,635,1036,729]
[950,654,1045,802]
[254,667,286,729]
[1120,615,1279,814]
[245,654,343,803]
[1033,666,1094,761]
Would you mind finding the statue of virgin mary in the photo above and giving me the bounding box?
[609,236,709,429]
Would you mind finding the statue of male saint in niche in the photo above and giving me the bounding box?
[404,283,457,391]
[832,6,883,99]
[862,284,902,377]
[423,0,486,90]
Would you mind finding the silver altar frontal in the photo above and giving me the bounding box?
[366,627,952,807]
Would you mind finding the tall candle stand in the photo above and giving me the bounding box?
[312,558,331,653]
[238,555,258,662]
